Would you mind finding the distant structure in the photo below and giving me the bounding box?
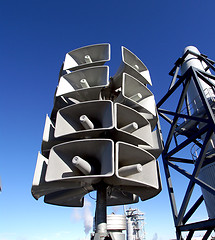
[126,208,145,240]
[91,213,127,240]
[157,46,215,239]
[90,208,145,240]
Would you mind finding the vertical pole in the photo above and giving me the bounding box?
[95,183,108,238]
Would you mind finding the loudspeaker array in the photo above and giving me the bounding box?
[32,43,163,207]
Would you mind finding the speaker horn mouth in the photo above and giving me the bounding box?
[54,100,114,139]
[63,43,111,71]
[112,46,152,87]
[45,139,114,184]
[56,66,109,98]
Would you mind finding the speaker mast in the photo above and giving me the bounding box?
[31,43,163,240]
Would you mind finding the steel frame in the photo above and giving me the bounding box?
[157,50,215,239]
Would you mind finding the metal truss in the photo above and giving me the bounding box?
[157,49,215,239]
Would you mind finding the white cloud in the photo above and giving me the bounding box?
[84,199,91,207]
[152,233,158,240]
[73,208,83,221]
[83,201,93,235]
[71,199,94,236]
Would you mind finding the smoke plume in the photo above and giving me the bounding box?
[71,199,93,236]
[83,199,93,235]
[152,233,158,240]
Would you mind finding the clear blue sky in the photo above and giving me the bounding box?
[1,1,215,240]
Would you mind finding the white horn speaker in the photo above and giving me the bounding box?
[32,152,49,199]
[139,128,164,159]
[45,139,114,186]
[41,115,63,156]
[114,103,153,146]
[112,46,152,87]
[63,43,110,71]
[56,66,109,102]
[31,152,84,200]
[114,73,157,119]
[105,142,162,201]
[54,100,113,140]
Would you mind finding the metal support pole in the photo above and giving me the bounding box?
[94,183,108,239]
[186,230,194,240]
[202,230,213,240]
